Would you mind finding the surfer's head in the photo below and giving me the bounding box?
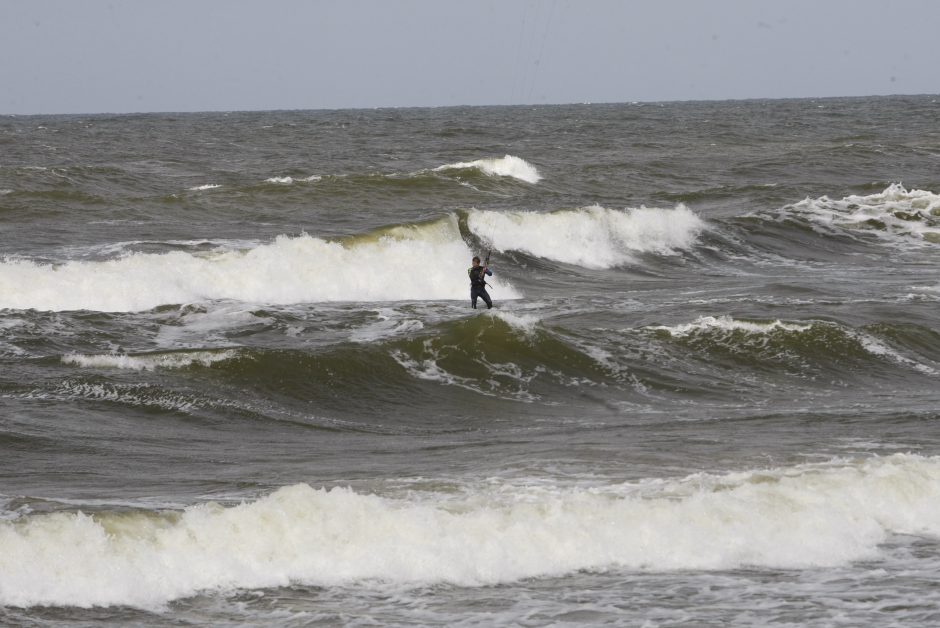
[471,256,480,266]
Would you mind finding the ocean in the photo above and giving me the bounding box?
[2,95,940,626]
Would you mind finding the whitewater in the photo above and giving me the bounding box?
[0,204,701,311]
[2,454,938,609]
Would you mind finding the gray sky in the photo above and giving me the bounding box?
[2,0,936,114]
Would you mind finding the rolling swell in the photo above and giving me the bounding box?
[386,312,614,402]
[40,312,940,421]
[646,316,940,383]
[49,315,617,412]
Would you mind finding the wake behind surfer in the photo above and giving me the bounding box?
[468,255,493,309]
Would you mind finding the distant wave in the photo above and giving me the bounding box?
[261,175,319,184]
[434,155,542,184]
[768,183,940,244]
[258,156,540,191]
[1,454,938,608]
[0,216,521,312]
[191,158,538,196]
[466,205,705,268]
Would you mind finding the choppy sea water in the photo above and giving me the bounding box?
[2,96,940,626]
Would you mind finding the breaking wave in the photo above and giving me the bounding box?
[466,205,705,268]
[434,155,542,184]
[0,216,520,312]
[0,202,709,312]
[767,183,940,244]
[1,454,937,608]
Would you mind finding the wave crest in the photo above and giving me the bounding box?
[0,216,521,312]
[648,316,939,375]
[467,205,705,268]
[434,155,542,184]
[2,454,938,608]
[62,350,238,371]
[775,183,940,244]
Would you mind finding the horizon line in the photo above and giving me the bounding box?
[3,92,937,118]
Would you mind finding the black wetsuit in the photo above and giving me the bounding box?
[468,266,493,309]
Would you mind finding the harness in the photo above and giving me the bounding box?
[468,266,488,287]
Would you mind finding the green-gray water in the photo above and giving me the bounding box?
[2,96,940,626]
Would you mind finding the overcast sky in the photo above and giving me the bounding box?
[2,0,937,115]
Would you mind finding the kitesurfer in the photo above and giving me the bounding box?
[468,255,493,309]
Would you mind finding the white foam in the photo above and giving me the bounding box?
[492,310,541,336]
[188,184,221,191]
[0,342,29,357]
[264,176,294,184]
[468,205,705,268]
[434,155,542,184]
[0,317,26,330]
[651,315,813,337]
[782,183,940,243]
[1,454,939,609]
[0,189,12,196]
[349,309,424,343]
[851,330,939,375]
[26,380,206,414]
[62,350,237,371]
[155,305,271,348]
[390,345,465,387]
[389,345,521,399]
[0,216,522,312]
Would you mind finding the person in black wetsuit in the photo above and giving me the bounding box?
[468,255,493,309]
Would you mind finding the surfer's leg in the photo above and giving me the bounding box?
[481,290,492,309]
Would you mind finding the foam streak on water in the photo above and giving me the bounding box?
[61,350,237,371]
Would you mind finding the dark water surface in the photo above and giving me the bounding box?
[2,96,940,625]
